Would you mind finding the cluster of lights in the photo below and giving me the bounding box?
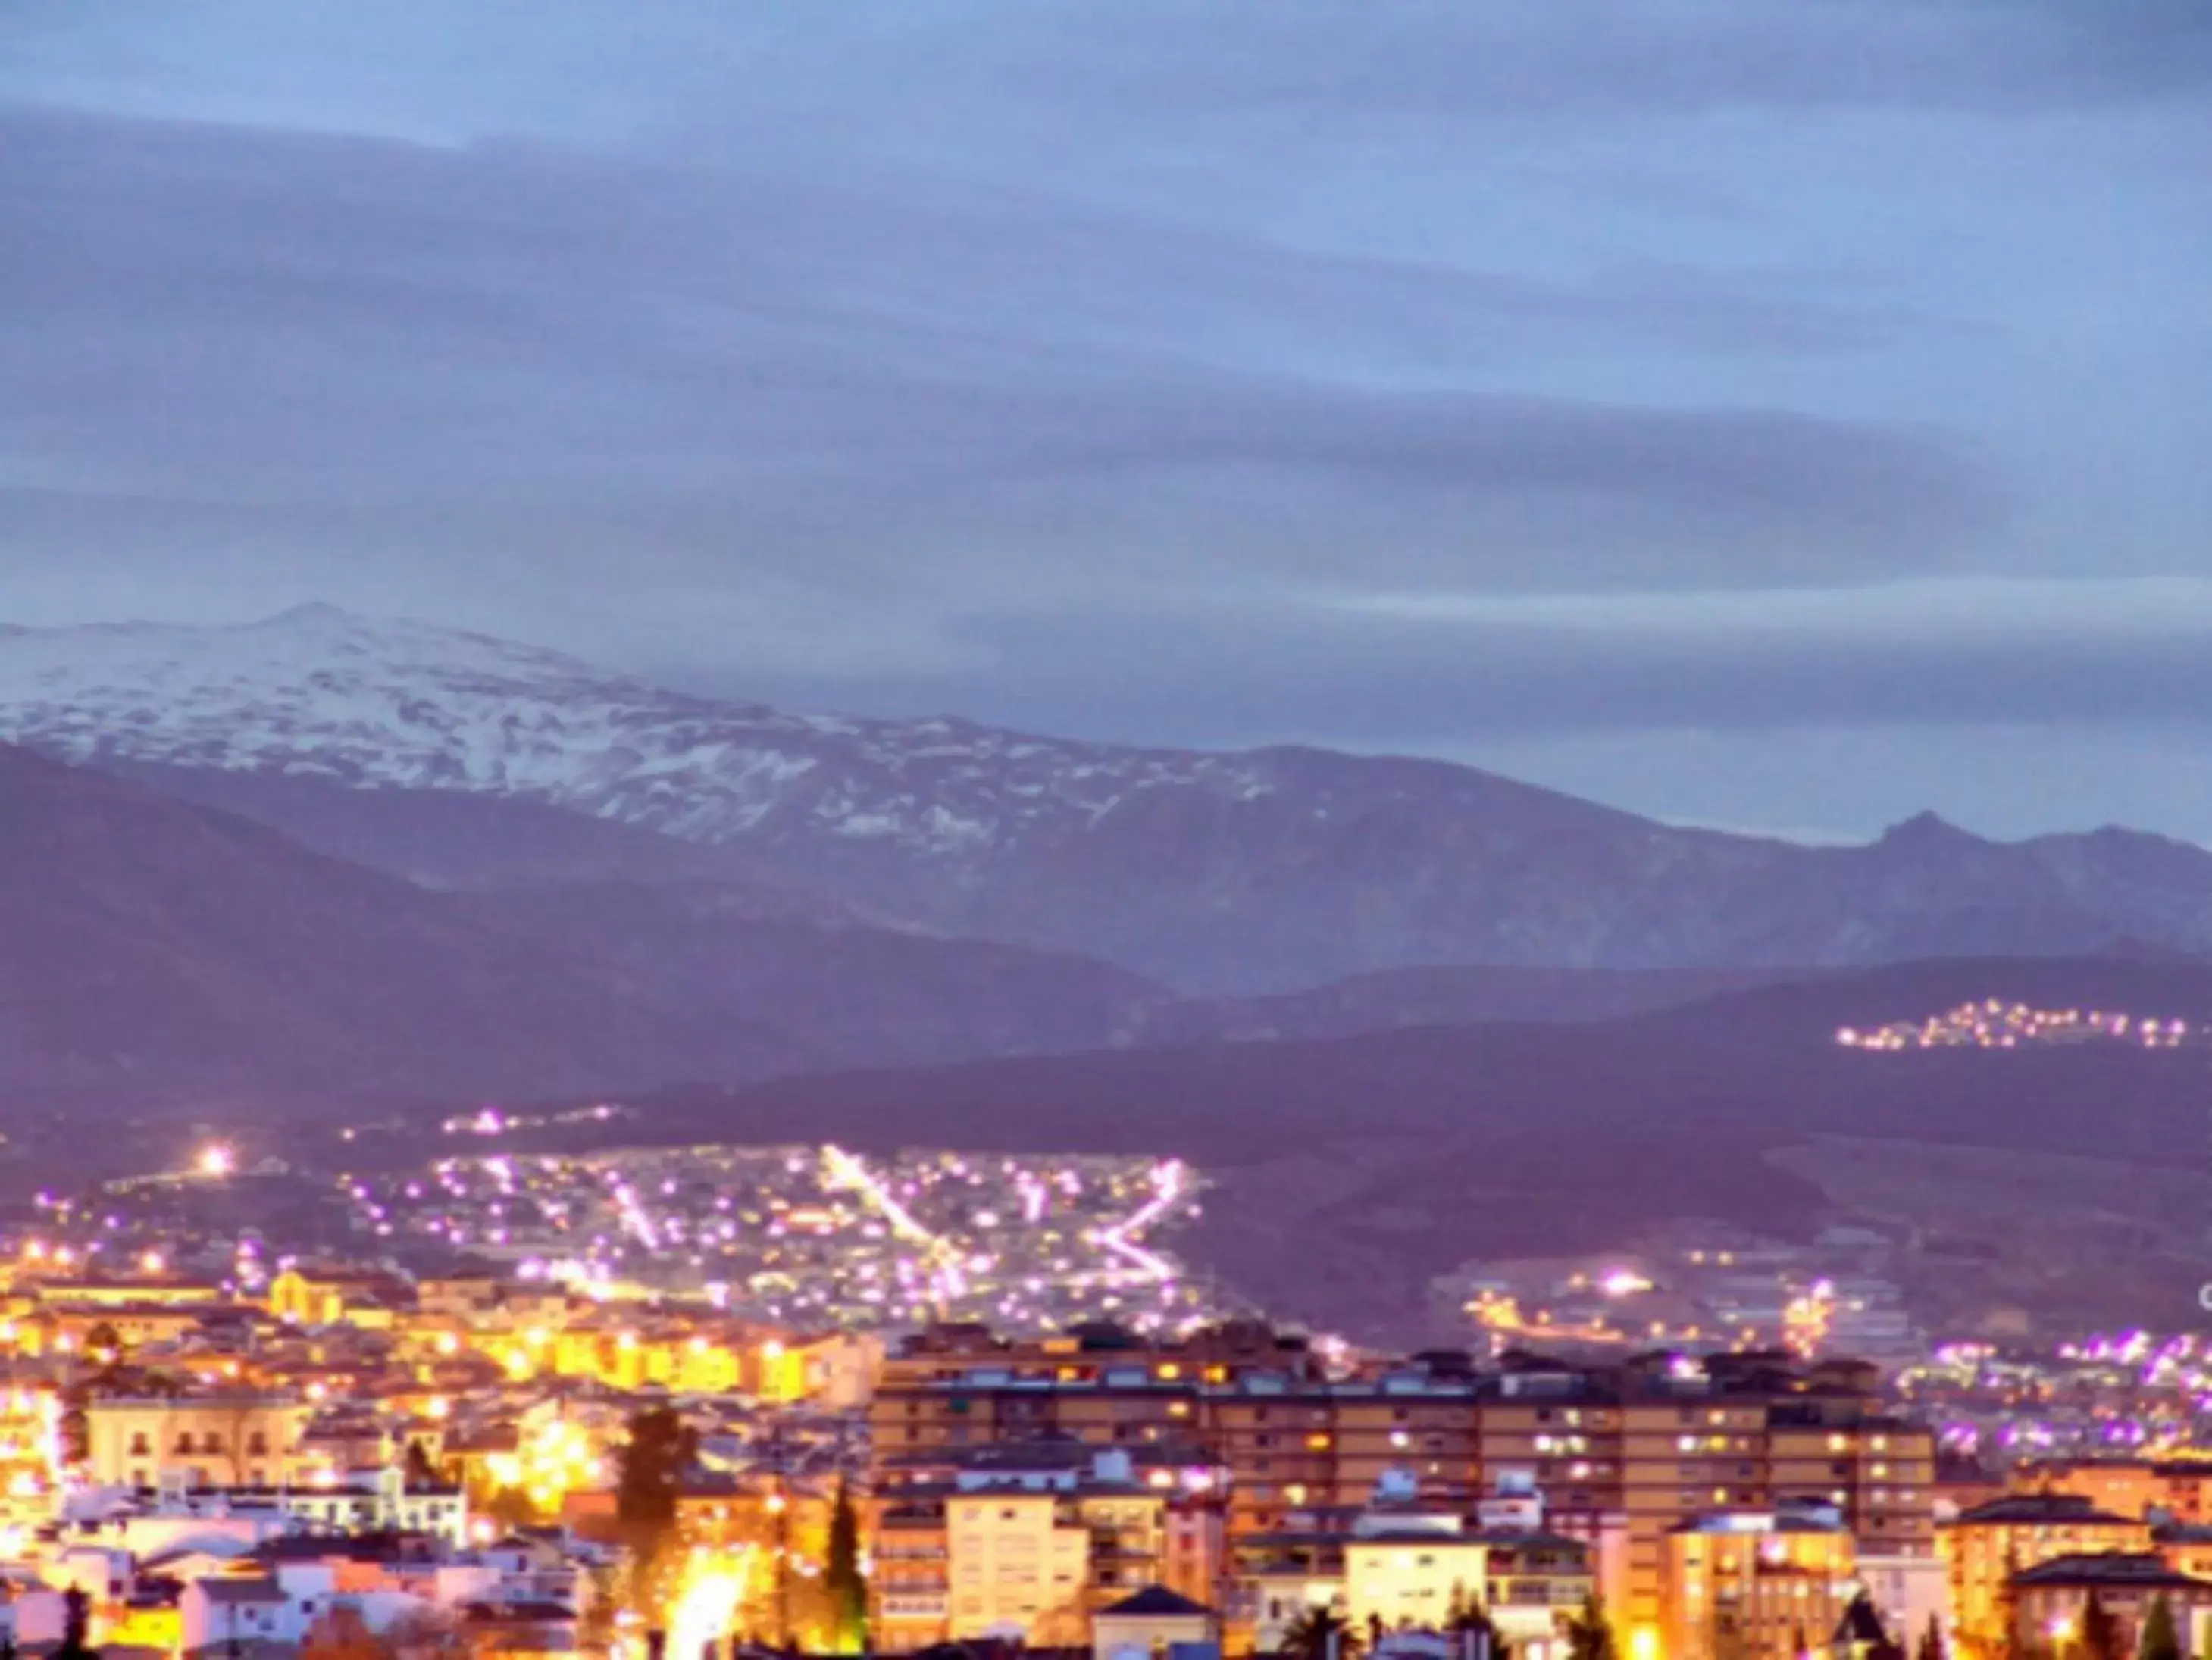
[339,1143,1233,1335]
[436,1102,628,1137]
[1455,1247,1890,1359]
[480,1415,612,1513]
[1837,1002,2190,1052]
[1899,1329,2212,1461]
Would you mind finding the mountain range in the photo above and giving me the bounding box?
[3,604,2210,993]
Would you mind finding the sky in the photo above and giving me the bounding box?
[2,1,2208,843]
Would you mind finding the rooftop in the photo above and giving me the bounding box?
[2013,1553,2210,1591]
[1100,1586,1214,1618]
[1951,1495,2142,1529]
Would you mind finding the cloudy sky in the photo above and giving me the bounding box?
[4,2,2208,842]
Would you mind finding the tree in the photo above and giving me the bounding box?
[616,1406,695,1537]
[2080,1592,2123,1660]
[1919,1615,1949,1660]
[1447,1584,1505,1660]
[403,1440,442,1490]
[615,1406,697,1633]
[1566,1596,1621,1660]
[576,1562,620,1660]
[2138,1597,2180,1660]
[55,1588,94,1660]
[1284,1605,1356,1660]
[823,1479,868,1655]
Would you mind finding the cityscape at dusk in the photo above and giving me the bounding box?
[2,5,2207,1660]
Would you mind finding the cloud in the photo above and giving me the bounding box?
[10,1,2208,151]
[0,3,2207,847]
[0,105,1995,630]
[712,577,2212,747]
[1027,0,2212,123]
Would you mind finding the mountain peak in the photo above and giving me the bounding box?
[1876,809,1984,849]
[258,600,367,629]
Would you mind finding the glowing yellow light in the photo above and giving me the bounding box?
[140,1250,165,1274]
[198,1146,235,1178]
[669,1556,752,1660]
[1632,1628,1660,1660]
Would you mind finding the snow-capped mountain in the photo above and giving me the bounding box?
[0,602,1268,854]
[5,604,2210,991]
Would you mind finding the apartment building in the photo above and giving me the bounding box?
[946,1487,1092,1644]
[1938,1494,2153,1656]
[871,1324,1936,1648]
[1227,1478,1595,1660]
[2009,1555,2212,1657]
[86,1395,312,1488]
[869,1444,1223,1652]
[1659,1506,1857,1660]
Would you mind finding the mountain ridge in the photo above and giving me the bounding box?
[6,605,2210,990]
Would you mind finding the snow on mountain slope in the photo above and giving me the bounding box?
[0,603,1269,854]
[11,604,2206,993]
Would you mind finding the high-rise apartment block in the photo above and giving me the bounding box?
[868,1322,1936,1646]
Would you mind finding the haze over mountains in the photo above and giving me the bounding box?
[3,605,2210,996]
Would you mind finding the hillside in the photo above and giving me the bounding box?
[0,744,797,1101]
[615,953,2212,1336]
[0,746,1167,1103]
